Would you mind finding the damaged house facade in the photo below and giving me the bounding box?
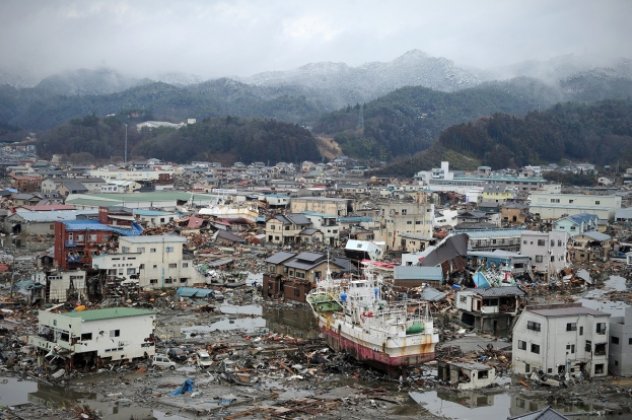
[92,235,203,289]
[263,251,352,302]
[29,307,156,369]
[512,303,610,378]
[456,286,525,335]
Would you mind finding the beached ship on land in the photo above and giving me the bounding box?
[306,268,439,371]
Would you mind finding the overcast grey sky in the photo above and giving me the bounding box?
[1,0,630,80]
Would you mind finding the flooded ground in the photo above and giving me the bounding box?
[3,276,632,419]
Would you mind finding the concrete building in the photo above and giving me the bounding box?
[289,196,353,217]
[520,231,569,275]
[91,235,202,289]
[29,307,156,368]
[4,210,97,236]
[528,193,621,221]
[375,200,434,252]
[609,306,632,376]
[456,286,525,335]
[512,303,610,378]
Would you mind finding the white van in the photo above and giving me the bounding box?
[152,354,177,370]
[196,350,213,369]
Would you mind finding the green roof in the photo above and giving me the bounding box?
[63,307,155,321]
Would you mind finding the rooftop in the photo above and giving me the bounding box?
[62,307,155,321]
[527,303,608,318]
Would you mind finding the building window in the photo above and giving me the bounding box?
[629,338,632,345]
[527,321,541,332]
[166,246,174,253]
[596,323,607,335]
[139,264,145,269]
[126,268,135,275]
[579,326,583,335]
[169,263,177,268]
[110,329,120,338]
[150,248,157,253]
[81,333,92,341]
[531,344,540,354]
[566,344,575,354]
[121,246,129,253]
[595,201,600,205]
[566,322,577,331]
[165,278,173,284]
[150,279,158,284]
[537,239,546,246]
[535,255,543,263]
[611,336,620,345]
[585,340,592,352]
[137,247,145,253]
[518,340,527,350]
[182,263,188,268]
[595,364,604,374]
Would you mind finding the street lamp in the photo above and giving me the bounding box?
[124,123,128,167]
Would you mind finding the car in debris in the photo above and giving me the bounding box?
[167,347,188,362]
[151,354,176,370]
[196,350,213,369]
[210,290,224,301]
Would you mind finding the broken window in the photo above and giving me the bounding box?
[596,323,607,335]
[518,340,527,350]
[110,329,120,338]
[531,344,540,354]
[595,364,604,374]
[585,340,592,352]
[594,343,606,356]
[612,336,620,345]
[81,333,92,341]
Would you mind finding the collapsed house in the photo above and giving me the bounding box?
[437,361,497,390]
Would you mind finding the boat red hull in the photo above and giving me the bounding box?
[321,326,435,371]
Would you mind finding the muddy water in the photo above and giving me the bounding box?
[0,376,181,420]
[181,302,319,339]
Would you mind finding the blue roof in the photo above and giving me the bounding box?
[133,209,172,216]
[62,219,143,236]
[338,216,372,223]
[566,213,598,224]
[176,287,214,298]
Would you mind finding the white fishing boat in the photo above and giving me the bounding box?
[306,267,439,371]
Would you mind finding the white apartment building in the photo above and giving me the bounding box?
[512,303,609,378]
[376,201,434,251]
[303,212,341,247]
[92,235,203,289]
[29,307,155,365]
[520,230,569,274]
[528,193,622,220]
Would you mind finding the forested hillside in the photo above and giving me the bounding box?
[37,115,322,164]
[376,100,632,176]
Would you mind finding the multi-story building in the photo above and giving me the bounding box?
[265,213,312,246]
[512,303,610,378]
[528,193,621,221]
[609,306,632,376]
[455,286,525,335]
[303,212,341,247]
[91,235,202,289]
[289,197,353,217]
[375,200,434,252]
[29,307,155,367]
[520,230,569,275]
